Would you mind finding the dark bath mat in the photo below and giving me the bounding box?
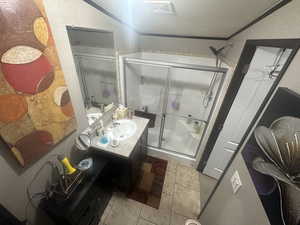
[127,156,168,209]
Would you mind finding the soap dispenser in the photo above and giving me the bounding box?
[116,104,128,119]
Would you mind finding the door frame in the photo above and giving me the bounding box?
[198,38,300,217]
[158,67,171,148]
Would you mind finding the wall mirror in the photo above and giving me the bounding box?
[198,39,300,211]
[67,27,118,125]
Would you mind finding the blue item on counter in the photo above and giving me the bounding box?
[99,136,109,144]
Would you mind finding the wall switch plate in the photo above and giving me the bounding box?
[231,170,242,194]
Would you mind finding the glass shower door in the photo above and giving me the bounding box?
[125,63,169,148]
[161,68,223,157]
[124,60,225,158]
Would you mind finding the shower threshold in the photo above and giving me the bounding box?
[147,146,197,166]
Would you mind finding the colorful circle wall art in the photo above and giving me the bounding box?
[0,0,77,167]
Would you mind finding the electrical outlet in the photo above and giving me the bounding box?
[231,170,242,194]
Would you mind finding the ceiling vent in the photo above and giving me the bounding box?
[144,1,175,15]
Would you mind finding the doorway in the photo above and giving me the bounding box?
[197,39,300,215]
[203,46,292,178]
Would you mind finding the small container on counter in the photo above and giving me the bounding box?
[116,104,128,119]
[194,121,202,134]
[110,138,120,148]
[112,111,118,121]
[128,108,134,119]
[187,115,193,124]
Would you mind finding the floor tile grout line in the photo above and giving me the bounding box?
[173,211,190,220]
[168,162,178,225]
[136,200,143,225]
[174,182,201,193]
[141,217,159,225]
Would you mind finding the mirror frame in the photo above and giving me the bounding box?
[66,26,120,111]
[198,38,300,217]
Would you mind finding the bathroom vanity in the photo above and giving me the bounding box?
[91,116,149,192]
[40,116,149,225]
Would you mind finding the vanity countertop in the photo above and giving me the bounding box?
[91,116,149,158]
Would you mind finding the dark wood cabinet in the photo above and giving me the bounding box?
[40,156,112,225]
[40,125,148,225]
[130,128,148,188]
[92,126,148,192]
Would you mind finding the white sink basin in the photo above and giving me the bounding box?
[110,119,137,141]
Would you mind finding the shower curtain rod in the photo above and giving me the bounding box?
[124,57,228,73]
[74,53,115,61]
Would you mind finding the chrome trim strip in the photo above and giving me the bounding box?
[224,148,235,154]
[227,141,239,146]
[214,168,224,173]
[74,53,116,61]
[124,57,228,73]
[158,68,171,148]
[147,146,196,161]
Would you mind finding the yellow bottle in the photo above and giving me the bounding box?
[58,155,77,175]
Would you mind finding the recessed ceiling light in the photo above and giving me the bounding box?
[144,1,175,15]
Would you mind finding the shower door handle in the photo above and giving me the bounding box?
[158,114,166,147]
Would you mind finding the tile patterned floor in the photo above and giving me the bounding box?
[99,159,201,225]
[199,174,217,207]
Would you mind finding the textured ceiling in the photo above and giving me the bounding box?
[90,0,284,38]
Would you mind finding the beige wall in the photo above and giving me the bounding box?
[200,1,300,225]
[0,0,138,224]
[138,35,227,57]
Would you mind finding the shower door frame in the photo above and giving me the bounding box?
[158,67,171,148]
[121,57,228,159]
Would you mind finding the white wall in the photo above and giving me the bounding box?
[138,35,228,57]
[200,1,300,225]
[0,0,138,224]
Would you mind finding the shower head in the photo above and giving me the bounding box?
[209,46,226,56]
[209,43,233,57]
[209,46,218,56]
[209,43,233,66]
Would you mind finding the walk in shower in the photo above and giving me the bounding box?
[121,53,228,159]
